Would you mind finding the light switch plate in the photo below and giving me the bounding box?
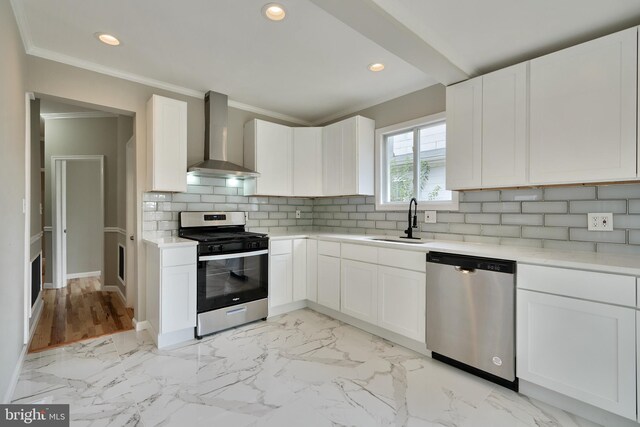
[424,211,436,223]
[587,213,613,231]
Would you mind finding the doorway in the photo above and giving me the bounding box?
[52,155,104,288]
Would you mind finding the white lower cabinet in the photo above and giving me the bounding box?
[317,254,341,311]
[145,242,197,348]
[517,289,636,419]
[269,239,307,309]
[306,239,318,302]
[340,259,378,324]
[378,266,426,343]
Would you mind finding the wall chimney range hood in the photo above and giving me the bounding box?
[187,91,259,179]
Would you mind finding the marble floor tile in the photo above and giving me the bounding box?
[14,308,601,427]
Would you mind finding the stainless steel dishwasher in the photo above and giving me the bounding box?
[426,251,517,390]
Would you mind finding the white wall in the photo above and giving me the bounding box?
[0,0,27,402]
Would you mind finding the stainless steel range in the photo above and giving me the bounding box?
[179,211,269,338]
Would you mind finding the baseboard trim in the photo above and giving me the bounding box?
[43,282,55,289]
[103,285,126,306]
[66,271,101,280]
[132,319,150,332]
[267,300,307,317]
[4,294,44,403]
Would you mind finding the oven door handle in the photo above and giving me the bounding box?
[198,249,269,262]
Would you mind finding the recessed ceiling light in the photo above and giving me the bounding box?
[262,3,286,21]
[368,63,385,72]
[95,32,121,46]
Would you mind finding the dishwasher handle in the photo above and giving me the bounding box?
[427,251,515,274]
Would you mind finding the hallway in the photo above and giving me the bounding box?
[29,276,133,353]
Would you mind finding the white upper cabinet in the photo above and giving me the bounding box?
[445,77,483,190]
[146,95,188,192]
[529,28,638,184]
[323,116,375,196]
[482,63,529,188]
[293,127,323,197]
[244,119,293,196]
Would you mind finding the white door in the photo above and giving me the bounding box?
[317,255,340,311]
[125,137,136,307]
[378,266,426,342]
[341,259,378,323]
[269,253,293,308]
[517,289,636,419]
[53,159,67,288]
[322,122,342,196]
[256,121,293,196]
[445,77,482,190]
[306,239,318,302]
[529,28,637,184]
[161,264,196,333]
[293,128,323,197]
[292,239,307,301]
[482,63,528,187]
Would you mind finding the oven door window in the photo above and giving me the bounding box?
[197,252,268,311]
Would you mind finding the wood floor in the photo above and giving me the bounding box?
[29,276,133,353]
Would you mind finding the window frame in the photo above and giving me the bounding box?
[375,112,459,211]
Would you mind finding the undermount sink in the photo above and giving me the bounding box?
[370,237,426,244]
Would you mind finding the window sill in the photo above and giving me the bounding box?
[375,199,459,212]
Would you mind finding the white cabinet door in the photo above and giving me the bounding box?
[244,119,293,196]
[292,239,307,301]
[340,117,359,195]
[377,266,426,342]
[317,254,340,311]
[269,253,293,308]
[306,239,318,302]
[482,63,529,187]
[147,95,188,192]
[517,290,636,419]
[340,259,378,324]
[445,77,483,190]
[293,128,323,197]
[161,264,196,333]
[323,122,342,196]
[529,28,637,184]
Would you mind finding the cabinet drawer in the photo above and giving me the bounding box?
[341,243,377,264]
[518,264,635,307]
[378,248,426,272]
[270,239,292,255]
[318,240,340,257]
[162,247,196,267]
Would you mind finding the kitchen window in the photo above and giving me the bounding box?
[375,112,458,211]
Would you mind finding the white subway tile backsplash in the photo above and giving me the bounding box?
[462,191,500,202]
[522,226,569,240]
[465,214,500,224]
[143,183,640,254]
[501,214,543,226]
[569,228,626,244]
[501,189,543,201]
[481,225,520,238]
[522,201,567,214]
[597,184,640,199]
[544,214,588,227]
[482,202,520,213]
[569,200,626,214]
[544,187,596,201]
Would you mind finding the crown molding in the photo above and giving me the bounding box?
[310,79,437,126]
[227,100,312,126]
[10,0,34,53]
[40,111,117,120]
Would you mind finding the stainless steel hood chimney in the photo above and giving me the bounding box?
[188,91,259,178]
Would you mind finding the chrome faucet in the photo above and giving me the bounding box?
[404,198,419,239]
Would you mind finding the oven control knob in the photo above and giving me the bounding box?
[207,245,214,253]
[214,245,223,252]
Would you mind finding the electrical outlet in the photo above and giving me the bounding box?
[587,213,613,231]
[424,210,437,223]
[295,209,301,219]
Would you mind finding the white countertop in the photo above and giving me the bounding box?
[268,232,640,276]
[142,235,198,248]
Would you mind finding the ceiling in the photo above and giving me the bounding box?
[11,0,640,125]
